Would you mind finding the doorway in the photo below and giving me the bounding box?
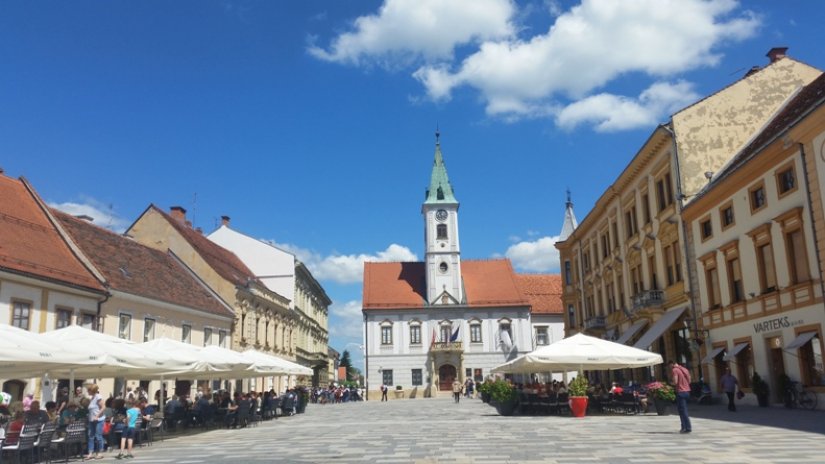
[438,364,456,391]
[2,380,26,403]
[767,338,786,403]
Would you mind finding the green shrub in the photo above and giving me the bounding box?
[568,375,589,397]
[488,379,518,404]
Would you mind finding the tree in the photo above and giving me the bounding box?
[340,350,353,380]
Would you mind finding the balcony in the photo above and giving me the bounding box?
[430,342,463,352]
[584,316,606,330]
[631,290,664,312]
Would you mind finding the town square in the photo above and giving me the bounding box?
[2,1,825,463]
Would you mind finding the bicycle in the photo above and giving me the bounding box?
[784,380,818,410]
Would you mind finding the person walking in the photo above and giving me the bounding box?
[720,367,739,412]
[452,378,462,403]
[380,384,388,402]
[669,360,692,434]
[83,384,106,460]
[116,400,140,460]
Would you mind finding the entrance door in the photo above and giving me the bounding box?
[768,342,786,403]
[439,364,456,391]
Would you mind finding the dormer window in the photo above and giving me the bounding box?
[437,224,448,239]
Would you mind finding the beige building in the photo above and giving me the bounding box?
[126,205,296,392]
[556,48,821,382]
[684,72,825,406]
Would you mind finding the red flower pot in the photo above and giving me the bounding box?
[569,396,588,417]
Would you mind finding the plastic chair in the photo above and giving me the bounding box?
[35,422,57,463]
[1,431,39,464]
[51,421,86,462]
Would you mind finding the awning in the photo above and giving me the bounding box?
[615,320,647,345]
[633,306,688,350]
[723,342,749,361]
[785,332,818,350]
[701,346,726,364]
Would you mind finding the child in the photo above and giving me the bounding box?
[116,400,140,459]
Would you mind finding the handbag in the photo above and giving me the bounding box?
[736,390,744,400]
[102,420,112,435]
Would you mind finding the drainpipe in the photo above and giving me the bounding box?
[363,312,369,401]
[798,143,825,313]
[96,290,111,330]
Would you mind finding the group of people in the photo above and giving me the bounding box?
[310,385,363,404]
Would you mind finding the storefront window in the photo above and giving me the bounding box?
[799,335,824,386]
[736,344,753,388]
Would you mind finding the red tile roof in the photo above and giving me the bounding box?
[54,210,234,318]
[0,175,104,292]
[364,259,555,310]
[515,274,563,314]
[148,205,256,287]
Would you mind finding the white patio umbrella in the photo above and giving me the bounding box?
[0,324,103,378]
[139,338,233,378]
[241,349,311,376]
[491,333,663,374]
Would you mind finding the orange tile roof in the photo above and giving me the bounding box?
[0,175,104,292]
[54,210,233,318]
[515,274,563,314]
[363,259,533,310]
[148,205,256,287]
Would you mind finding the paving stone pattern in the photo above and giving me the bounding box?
[100,398,824,463]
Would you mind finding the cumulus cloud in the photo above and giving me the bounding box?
[312,0,759,131]
[270,242,418,285]
[505,235,561,272]
[329,300,364,339]
[308,0,515,67]
[556,81,700,132]
[49,197,129,232]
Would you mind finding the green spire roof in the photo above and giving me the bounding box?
[424,131,458,205]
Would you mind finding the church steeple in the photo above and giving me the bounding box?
[559,189,578,241]
[422,131,463,305]
[424,130,458,205]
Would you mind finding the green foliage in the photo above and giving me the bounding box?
[752,372,770,396]
[645,381,676,401]
[476,380,491,395]
[487,379,518,404]
[568,375,589,397]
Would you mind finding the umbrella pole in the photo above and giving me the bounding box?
[70,369,75,402]
[159,375,165,418]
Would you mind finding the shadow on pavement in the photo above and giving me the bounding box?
[690,403,825,435]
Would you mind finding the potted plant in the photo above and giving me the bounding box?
[567,374,589,418]
[394,385,405,399]
[752,372,770,407]
[477,380,492,403]
[488,379,518,416]
[645,381,675,415]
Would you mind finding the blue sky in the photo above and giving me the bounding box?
[2,0,823,370]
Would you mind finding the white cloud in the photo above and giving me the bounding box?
[329,300,364,339]
[49,197,129,232]
[271,242,418,285]
[505,235,561,272]
[556,81,700,132]
[415,0,758,121]
[307,0,516,67]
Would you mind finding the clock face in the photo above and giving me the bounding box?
[435,209,448,221]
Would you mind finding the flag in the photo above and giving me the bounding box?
[450,325,460,342]
[430,327,436,348]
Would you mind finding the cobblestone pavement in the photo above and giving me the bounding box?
[94,398,825,463]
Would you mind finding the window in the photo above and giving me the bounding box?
[411,369,423,386]
[56,308,72,329]
[204,328,213,346]
[382,369,393,386]
[79,312,97,331]
[720,204,735,229]
[118,314,131,340]
[630,264,642,295]
[381,325,393,345]
[656,173,674,212]
[436,224,448,239]
[601,233,609,258]
[750,183,767,212]
[663,242,682,286]
[470,323,482,343]
[11,301,31,329]
[143,318,156,342]
[440,325,451,343]
[498,321,513,347]
[777,165,797,196]
[439,262,448,273]
[625,206,638,238]
[705,266,720,309]
[727,256,744,303]
[219,330,227,347]
[612,221,619,247]
[535,326,548,346]
[642,193,651,224]
[567,304,576,329]
[798,333,824,386]
[735,343,753,388]
[648,255,658,290]
[700,218,713,240]
[409,325,421,345]
[786,229,811,284]
[757,243,777,293]
[182,324,192,344]
[564,260,572,285]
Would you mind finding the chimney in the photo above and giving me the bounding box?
[767,47,788,63]
[75,214,94,222]
[221,215,231,227]
[170,206,187,224]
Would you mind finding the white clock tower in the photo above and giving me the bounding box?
[422,131,463,305]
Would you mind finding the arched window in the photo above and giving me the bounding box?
[380,320,393,345]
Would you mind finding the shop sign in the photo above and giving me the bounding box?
[753,316,804,334]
